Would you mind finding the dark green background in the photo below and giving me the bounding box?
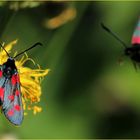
[0,1,140,139]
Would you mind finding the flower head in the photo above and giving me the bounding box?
[0,40,49,115]
[44,5,76,29]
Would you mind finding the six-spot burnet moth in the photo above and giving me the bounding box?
[101,17,140,70]
[0,42,42,126]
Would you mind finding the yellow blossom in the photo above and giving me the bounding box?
[0,40,49,115]
[33,106,42,115]
[44,6,76,29]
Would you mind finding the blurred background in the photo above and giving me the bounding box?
[1,1,140,139]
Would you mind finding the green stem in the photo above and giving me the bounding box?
[0,6,16,39]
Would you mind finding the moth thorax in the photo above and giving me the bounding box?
[3,58,16,78]
[3,67,13,78]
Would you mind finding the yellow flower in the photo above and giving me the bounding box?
[44,6,76,29]
[0,40,49,115]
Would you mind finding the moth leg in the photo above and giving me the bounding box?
[117,53,124,65]
[132,61,137,71]
[138,63,140,69]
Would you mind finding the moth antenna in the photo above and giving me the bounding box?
[0,42,10,57]
[14,42,42,59]
[101,22,128,48]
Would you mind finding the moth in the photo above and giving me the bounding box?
[101,17,140,70]
[0,42,42,125]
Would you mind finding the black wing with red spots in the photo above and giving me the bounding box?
[132,17,140,45]
[0,66,23,125]
[3,73,23,125]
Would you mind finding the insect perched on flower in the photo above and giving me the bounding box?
[101,17,140,70]
[0,42,42,126]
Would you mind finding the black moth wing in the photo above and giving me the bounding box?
[0,65,23,125]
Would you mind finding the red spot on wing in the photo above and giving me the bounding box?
[132,36,140,44]
[15,90,20,96]
[7,109,14,116]
[11,75,16,85]
[8,95,14,101]
[0,71,3,77]
[14,105,20,111]
[11,74,20,85]
[0,88,4,101]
